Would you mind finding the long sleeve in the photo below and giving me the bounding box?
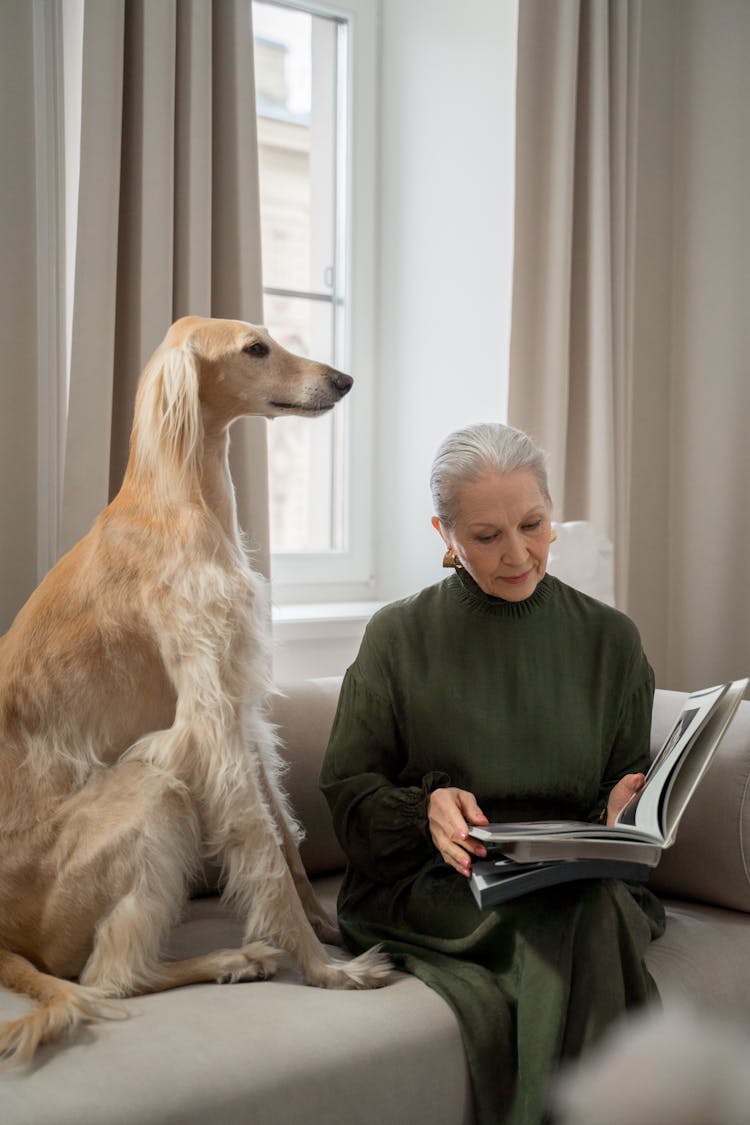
[588,648,655,822]
[320,662,448,884]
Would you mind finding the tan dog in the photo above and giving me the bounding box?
[0,316,390,1063]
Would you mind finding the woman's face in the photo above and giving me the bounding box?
[433,469,553,601]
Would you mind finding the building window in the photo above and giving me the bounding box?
[253,0,375,603]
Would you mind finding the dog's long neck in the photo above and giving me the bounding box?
[122,422,242,551]
[199,428,241,547]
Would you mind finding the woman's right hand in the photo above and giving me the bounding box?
[427,787,489,877]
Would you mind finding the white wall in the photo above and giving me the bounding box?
[375,0,519,603]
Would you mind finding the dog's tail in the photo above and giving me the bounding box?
[0,949,124,1065]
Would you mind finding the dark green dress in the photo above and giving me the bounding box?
[320,570,666,1125]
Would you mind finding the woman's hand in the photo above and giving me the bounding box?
[606,772,645,826]
[427,787,489,877]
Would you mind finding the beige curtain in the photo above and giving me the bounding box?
[630,0,750,693]
[0,1,39,631]
[510,0,750,693]
[508,0,641,610]
[60,0,270,576]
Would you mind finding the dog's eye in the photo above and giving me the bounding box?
[243,341,269,358]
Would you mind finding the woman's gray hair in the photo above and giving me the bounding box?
[430,422,551,527]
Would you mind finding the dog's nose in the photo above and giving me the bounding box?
[329,368,353,397]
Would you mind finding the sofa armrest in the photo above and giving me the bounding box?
[646,689,750,912]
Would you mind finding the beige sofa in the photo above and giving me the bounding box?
[2,678,750,1125]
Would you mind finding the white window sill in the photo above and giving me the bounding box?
[271,601,384,642]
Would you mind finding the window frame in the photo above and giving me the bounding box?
[258,0,378,605]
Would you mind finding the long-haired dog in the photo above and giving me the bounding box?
[0,316,390,1063]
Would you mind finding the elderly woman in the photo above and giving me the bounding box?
[319,423,666,1125]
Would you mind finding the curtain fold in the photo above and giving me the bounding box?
[0,0,40,631]
[508,0,641,609]
[59,0,270,577]
[211,0,270,580]
[60,0,125,556]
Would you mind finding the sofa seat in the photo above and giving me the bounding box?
[3,881,749,1125]
[643,899,750,1012]
[0,878,472,1125]
[2,678,749,1124]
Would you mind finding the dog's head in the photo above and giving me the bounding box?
[130,316,353,492]
[164,315,353,426]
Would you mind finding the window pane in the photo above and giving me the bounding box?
[253,0,346,559]
[253,2,337,296]
[264,294,343,554]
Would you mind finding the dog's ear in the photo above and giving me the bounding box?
[132,344,203,491]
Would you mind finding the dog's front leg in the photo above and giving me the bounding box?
[153,604,391,990]
[279,832,343,947]
[201,745,390,991]
[251,751,342,946]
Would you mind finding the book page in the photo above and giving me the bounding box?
[658,680,747,844]
[496,836,662,865]
[615,684,728,838]
[471,821,659,845]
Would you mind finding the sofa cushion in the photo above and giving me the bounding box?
[644,898,750,1014]
[273,677,347,876]
[646,690,750,913]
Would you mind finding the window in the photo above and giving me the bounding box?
[253,0,376,603]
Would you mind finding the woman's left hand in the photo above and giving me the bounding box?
[606,772,645,825]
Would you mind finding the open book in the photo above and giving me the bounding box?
[468,679,747,904]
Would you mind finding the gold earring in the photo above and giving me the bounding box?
[550,529,557,543]
[442,549,463,570]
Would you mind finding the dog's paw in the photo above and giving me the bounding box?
[214,942,282,984]
[309,946,393,991]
